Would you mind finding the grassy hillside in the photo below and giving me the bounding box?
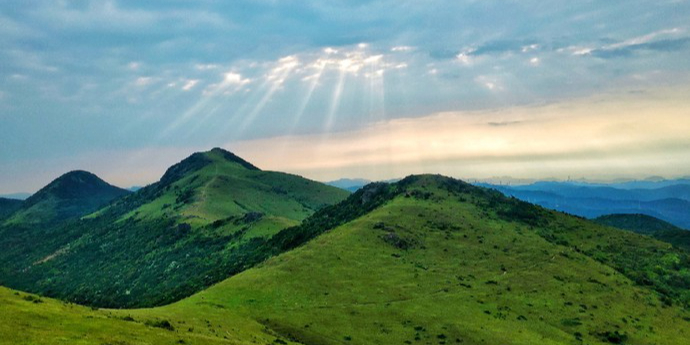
[0,148,349,308]
[0,286,292,345]
[595,213,690,252]
[140,175,689,345]
[4,170,130,225]
[4,175,690,344]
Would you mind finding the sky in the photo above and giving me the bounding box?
[1,0,690,193]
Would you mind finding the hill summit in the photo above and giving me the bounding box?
[5,170,129,224]
[158,147,259,186]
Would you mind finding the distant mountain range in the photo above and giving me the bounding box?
[0,192,32,200]
[477,180,690,229]
[325,178,372,192]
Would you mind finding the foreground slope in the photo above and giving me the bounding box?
[0,286,294,345]
[3,175,690,344]
[3,170,130,225]
[0,148,348,307]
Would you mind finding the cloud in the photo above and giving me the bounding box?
[135,77,153,86]
[574,28,690,59]
[469,39,540,56]
[487,121,523,127]
[195,64,219,71]
[591,37,690,58]
[222,72,251,86]
[182,79,199,91]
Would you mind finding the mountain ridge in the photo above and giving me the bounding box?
[0,148,349,307]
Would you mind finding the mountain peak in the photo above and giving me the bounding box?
[204,147,260,170]
[10,170,130,224]
[28,170,124,203]
[55,170,101,183]
[158,148,260,187]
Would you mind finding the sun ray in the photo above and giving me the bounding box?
[290,62,326,134]
[229,57,299,137]
[156,82,236,140]
[324,69,346,133]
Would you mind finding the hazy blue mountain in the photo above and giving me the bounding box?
[325,178,371,192]
[481,182,690,229]
[0,193,32,200]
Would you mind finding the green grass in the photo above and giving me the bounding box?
[0,286,294,345]
[3,175,690,344]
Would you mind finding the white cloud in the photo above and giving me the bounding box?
[195,64,219,71]
[135,77,153,86]
[9,74,28,81]
[456,52,474,65]
[391,46,415,52]
[570,28,686,56]
[521,44,539,53]
[475,75,503,91]
[222,72,250,86]
[182,79,199,91]
[608,28,683,49]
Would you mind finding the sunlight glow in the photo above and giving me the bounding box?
[229,87,690,182]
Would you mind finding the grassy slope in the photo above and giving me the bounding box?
[0,286,292,345]
[4,175,690,344]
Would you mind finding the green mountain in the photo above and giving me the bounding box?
[0,198,22,220]
[595,213,690,252]
[3,170,130,225]
[0,148,349,307]
[3,175,690,345]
